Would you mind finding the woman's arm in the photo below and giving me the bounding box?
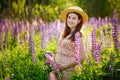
[58,62,77,70]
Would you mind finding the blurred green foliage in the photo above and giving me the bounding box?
[0,0,119,21]
[0,32,55,80]
[76,0,120,18]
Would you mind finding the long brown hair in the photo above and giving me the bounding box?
[62,12,83,41]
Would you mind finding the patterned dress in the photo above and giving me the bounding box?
[55,34,86,80]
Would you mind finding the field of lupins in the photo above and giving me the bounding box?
[0,10,120,80]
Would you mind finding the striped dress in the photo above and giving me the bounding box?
[55,33,86,80]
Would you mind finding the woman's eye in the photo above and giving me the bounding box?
[72,17,76,20]
[68,16,71,19]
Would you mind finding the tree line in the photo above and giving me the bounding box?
[0,0,120,22]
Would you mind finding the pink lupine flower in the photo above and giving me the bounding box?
[74,32,81,64]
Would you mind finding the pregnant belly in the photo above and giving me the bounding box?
[55,53,76,66]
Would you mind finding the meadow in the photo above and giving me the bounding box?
[0,10,120,80]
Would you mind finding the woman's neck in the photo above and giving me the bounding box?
[70,27,75,33]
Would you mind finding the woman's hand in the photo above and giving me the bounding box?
[57,64,67,70]
[57,62,77,70]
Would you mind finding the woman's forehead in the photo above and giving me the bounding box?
[68,13,78,17]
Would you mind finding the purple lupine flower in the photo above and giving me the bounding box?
[0,21,3,49]
[97,17,102,28]
[24,31,29,41]
[25,20,30,31]
[40,24,46,49]
[92,27,102,64]
[85,35,91,53]
[92,27,97,55]
[38,19,64,49]
[104,17,108,25]
[108,17,112,23]
[29,26,36,63]
[101,18,105,26]
[24,21,30,41]
[44,51,54,58]
[112,9,119,49]
[89,17,97,26]
[44,22,49,47]
[93,42,102,64]
[48,26,53,40]
[4,22,9,49]
[56,20,64,40]
[19,21,23,33]
[110,52,114,63]
[44,52,60,73]
[13,22,18,40]
[74,32,81,64]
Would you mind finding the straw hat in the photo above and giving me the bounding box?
[60,6,88,24]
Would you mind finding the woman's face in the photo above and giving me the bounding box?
[67,13,80,28]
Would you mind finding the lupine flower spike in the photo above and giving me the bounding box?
[74,32,81,64]
[112,9,119,49]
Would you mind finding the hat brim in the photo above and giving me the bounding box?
[60,9,88,24]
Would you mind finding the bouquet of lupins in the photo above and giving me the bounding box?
[44,51,60,73]
[44,52,62,79]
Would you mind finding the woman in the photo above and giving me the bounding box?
[48,6,88,80]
